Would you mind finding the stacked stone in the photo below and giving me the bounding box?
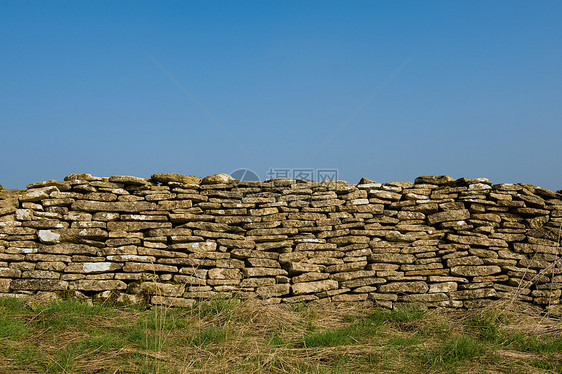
[0,173,561,310]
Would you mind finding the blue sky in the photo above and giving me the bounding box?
[1,1,561,190]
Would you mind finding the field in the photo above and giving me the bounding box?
[0,296,561,373]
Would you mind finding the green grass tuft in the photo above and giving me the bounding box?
[189,325,229,347]
[419,336,488,370]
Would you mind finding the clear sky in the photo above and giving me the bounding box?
[1,1,561,191]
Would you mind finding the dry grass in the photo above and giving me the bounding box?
[0,296,561,373]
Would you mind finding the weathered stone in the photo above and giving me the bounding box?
[72,200,157,213]
[415,176,454,185]
[402,293,448,302]
[286,262,324,274]
[450,266,501,277]
[243,267,288,277]
[246,258,280,268]
[109,176,150,185]
[293,272,329,283]
[341,277,386,288]
[208,268,242,280]
[385,231,426,242]
[151,296,195,308]
[513,243,560,255]
[201,174,234,184]
[256,284,291,298]
[140,282,185,297]
[69,280,126,291]
[292,280,339,295]
[37,230,61,244]
[429,282,458,293]
[64,262,122,273]
[0,278,12,292]
[330,270,377,282]
[60,228,108,241]
[20,186,59,202]
[428,209,470,224]
[151,173,201,185]
[378,281,429,294]
[181,242,217,252]
[446,256,484,267]
[450,288,497,300]
[0,198,19,216]
[369,190,402,201]
[447,234,508,247]
[369,253,415,264]
[325,262,367,273]
[107,221,172,232]
[123,263,178,273]
[10,279,68,291]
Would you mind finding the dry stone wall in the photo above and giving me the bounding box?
[1,173,561,310]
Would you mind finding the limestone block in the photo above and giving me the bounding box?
[22,270,60,279]
[123,263,178,273]
[331,270,377,282]
[15,209,33,221]
[208,268,242,280]
[446,256,484,267]
[240,277,276,287]
[69,280,126,291]
[181,242,217,252]
[428,209,470,224]
[286,262,324,274]
[37,230,61,244]
[246,258,280,268]
[293,272,330,283]
[429,282,458,293]
[10,279,68,291]
[256,284,290,298]
[341,277,386,288]
[292,279,339,295]
[402,293,448,302]
[60,228,108,242]
[447,234,508,247]
[71,200,157,213]
[243,268,288,277]
[151,173,201,185]
[108,176,150,185]
[378,281,429,294]
[414,176,454,185]
[139,282,185,297]
[64,262,122,273]
[450,288,497,300]
[151,295,195,308]
[107,221,172,232]
[201,174,234,184]
[369,253,416,264]
[20,186,59,202]
[332,293,368,302]
[0,278,10,292]
[0,267,22,278]
[325,262,367,273]
[369,190,402,201]
[450,266,501,277]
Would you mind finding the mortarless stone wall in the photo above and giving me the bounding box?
[0,173,561,310]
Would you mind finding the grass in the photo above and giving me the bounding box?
[0,296,561,373]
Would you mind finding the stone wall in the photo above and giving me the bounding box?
[0,173,561,310]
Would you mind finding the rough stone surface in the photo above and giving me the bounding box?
[201,174,234,185]
[0,173,560,309]
[151,173,202,185]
